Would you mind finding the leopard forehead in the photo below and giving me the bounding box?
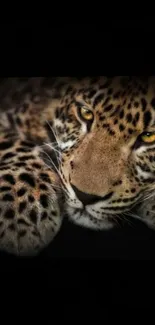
[55,76,155,137]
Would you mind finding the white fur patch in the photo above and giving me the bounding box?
[135,144,155,155]
[135,146,148,155]
[81,122,87,134]
[59,140,75,150]
[136,166,152,179]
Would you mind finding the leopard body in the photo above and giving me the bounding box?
[0,77,155,255]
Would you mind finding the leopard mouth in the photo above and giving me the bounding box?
[66,200,138,217]
[65,199,143,230]
[65,188,143,217]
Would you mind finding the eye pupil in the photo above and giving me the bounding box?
[80,106,94,121]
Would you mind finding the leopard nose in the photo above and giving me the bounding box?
[71,184,112,206]
[71,184,99,205]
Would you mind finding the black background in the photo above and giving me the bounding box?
[0,21,155,312]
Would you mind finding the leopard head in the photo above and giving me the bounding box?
[48,77,155,230]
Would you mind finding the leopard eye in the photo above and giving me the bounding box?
[133,131,155,150]
[140,132,155,143]
[79,106,94,122]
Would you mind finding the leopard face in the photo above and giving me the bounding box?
[50,76,155,230]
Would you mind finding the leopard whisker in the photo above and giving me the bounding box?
[43,143,61,155]
[45,120,60,147]
[40,150,69,195]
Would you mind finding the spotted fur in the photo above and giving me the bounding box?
[0,76,155,255]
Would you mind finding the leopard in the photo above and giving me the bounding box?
[0,76,155,256]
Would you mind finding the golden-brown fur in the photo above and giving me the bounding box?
[0,77,155,255]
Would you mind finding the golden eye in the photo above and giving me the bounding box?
[80,106,94,121]
[141,132,155,143]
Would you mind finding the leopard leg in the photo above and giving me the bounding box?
[0,134,64,256]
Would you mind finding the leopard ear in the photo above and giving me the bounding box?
[0,77,45,109]
[41,77,74,98]
[120,76,131,88]
[0,77,73,109]
[0,77,78,110]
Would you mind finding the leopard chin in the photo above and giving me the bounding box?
[65,205,117,230]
